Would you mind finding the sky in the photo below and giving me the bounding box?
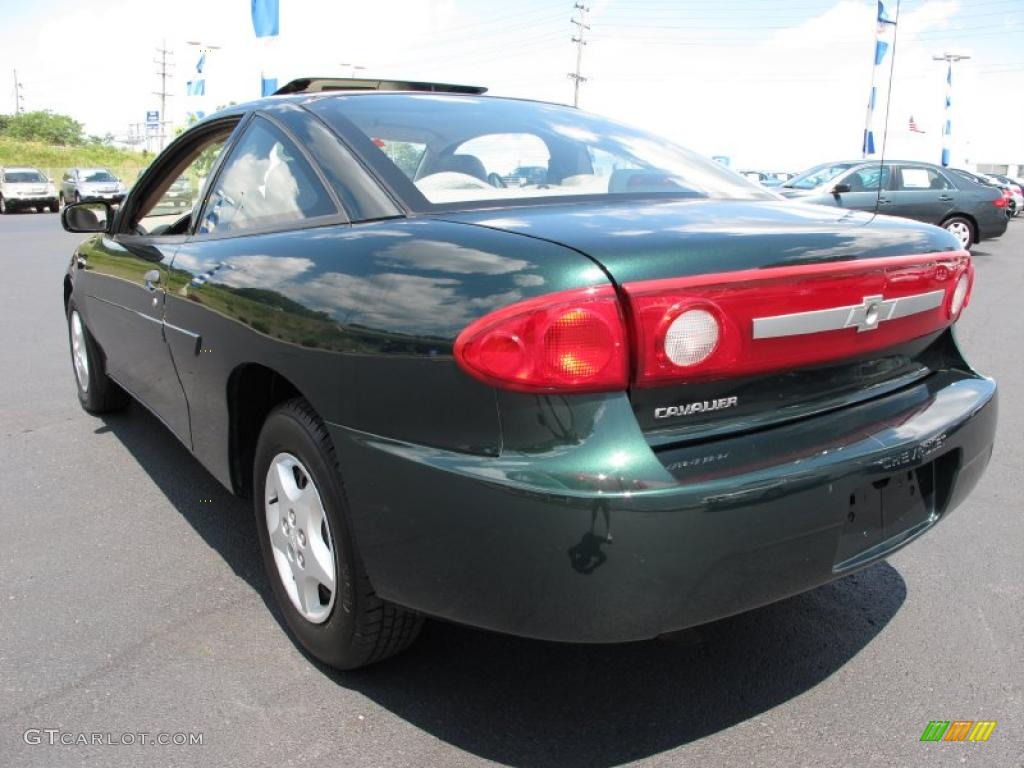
[1,0,1021,171]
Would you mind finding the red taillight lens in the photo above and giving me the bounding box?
[454,285,628,393]
[454,252,971,393]
[624,252,971,387]
[993,195,1008,208]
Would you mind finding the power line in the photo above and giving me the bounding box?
[568,3,589,108]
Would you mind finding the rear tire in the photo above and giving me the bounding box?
[254,398,422,669]
[66,299,130,414]
[942,216,974,250]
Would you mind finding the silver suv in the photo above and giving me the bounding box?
[60,168,128,206]
[0,167,59,214]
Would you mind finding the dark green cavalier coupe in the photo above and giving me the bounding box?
[61,78,997,669]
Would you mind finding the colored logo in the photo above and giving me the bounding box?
[920,721,997,742]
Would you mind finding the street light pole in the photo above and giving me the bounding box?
[932,52,970,167]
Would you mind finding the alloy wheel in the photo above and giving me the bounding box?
[945,220,971,250]
[70,310,90,392]
[264,452,337,623]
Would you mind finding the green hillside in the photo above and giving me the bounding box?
[0,137,152,185]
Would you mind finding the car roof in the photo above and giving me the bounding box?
[2,166,43,172]
[273,76,487,96]
[192,81,564,126]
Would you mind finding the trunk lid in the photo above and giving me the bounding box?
[440,199,966,444]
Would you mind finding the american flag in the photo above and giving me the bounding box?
[909,115,926,134]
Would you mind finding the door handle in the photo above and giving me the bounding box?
[877,197,891,204]
[144,269,161,292]
[938,195,954,202]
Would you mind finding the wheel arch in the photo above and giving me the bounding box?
[941,212,979,244]
[227,362,313,498]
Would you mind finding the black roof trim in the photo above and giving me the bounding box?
[273,77,487,96]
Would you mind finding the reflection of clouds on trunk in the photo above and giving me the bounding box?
[376,239,530,275]
[284,271,521,334]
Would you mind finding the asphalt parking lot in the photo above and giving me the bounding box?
[0,210,1021,768]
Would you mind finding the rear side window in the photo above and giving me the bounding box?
[897,167,951,191]
[199,117,335,235]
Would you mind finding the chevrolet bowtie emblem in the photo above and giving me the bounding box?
[752,289,946,339]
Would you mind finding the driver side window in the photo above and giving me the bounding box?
[133,131,232,236]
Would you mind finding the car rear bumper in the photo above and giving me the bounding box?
[330,367,996,643]
[5,196,56,206]
[977,209,1009,240]
[78,194,125,204]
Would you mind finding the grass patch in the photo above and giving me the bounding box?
[0,136,152,185]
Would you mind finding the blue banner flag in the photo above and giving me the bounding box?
[941,63,952,166]
[187,79,206,97]
[261,76,278,97]
[251,0,280,37]
[196,52,206,74]
[863,1,897,157]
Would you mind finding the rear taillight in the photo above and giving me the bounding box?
[624,252,971,387]
[453,285,628,393]
[993,195,1009,208]
[454,252,971,393]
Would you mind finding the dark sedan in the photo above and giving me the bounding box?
[60,80,997,670]
[778,160,1008,250]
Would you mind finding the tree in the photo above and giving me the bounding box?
[2,110,84,145]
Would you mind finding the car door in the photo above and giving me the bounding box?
[74,119,241,446]
[831,163,893,213]
[159,113,345,471]
[889,165,957,224]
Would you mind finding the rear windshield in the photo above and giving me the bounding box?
[784,162,857,190]
[4,171,46,183]
[311,94,771,208]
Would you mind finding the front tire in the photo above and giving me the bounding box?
[942,216,975,250]
[254,398,422,669]
[66,299,130,413]
[0,195,8,214]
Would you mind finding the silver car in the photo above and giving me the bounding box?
[60,168,128,206]
[0,167,59,214]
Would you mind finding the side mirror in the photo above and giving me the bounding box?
[62,201,112,234]
[832,183,851,195]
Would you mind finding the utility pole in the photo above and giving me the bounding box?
[12,68,24,113]
[932,52,970,168]
[567,3,589,108]
[153,40,174,151]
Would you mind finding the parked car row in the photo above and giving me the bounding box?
[776,159,1010,250]
[0,166,129,214]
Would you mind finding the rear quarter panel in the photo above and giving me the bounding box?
[162,218,606,488]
